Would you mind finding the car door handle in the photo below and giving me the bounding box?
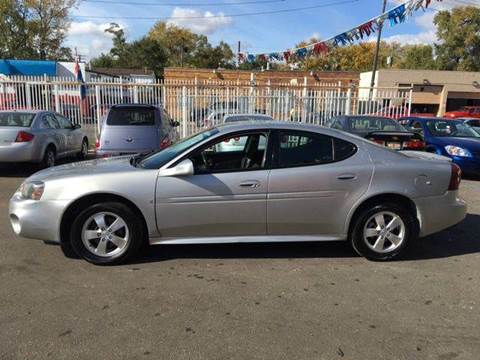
[239,180,260,188]
[337,174,357,180]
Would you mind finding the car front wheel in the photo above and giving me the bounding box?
[350,203,416,261]
[70,202,145,265]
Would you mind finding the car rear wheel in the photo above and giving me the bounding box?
[78,138,88,159]
[70,202,145,265]
[41,146,56,168]
[350,203,416,261]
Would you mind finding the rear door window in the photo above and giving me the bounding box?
[107,107,155,126]
[276,130,356,168]
[44,114,60,129]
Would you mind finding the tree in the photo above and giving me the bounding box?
[397,45,436,70]
[0,0,77,60]
[148,21,234,68]
[434,6,480,71]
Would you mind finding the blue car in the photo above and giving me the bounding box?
[400,117,480,177]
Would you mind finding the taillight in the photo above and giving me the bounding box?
[404,139,425,150]
[372,139,385,146]
[15,131,34,142]
[160,136,172,149]
[95,138,100,149]
[448,163,462,191]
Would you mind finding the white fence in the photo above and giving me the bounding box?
[0,76,412,141]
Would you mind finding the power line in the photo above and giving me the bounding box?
[81,0,287,6]
[72,0,358,20]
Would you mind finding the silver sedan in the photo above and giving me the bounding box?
[9,121,467,265]
[0,110,88,167]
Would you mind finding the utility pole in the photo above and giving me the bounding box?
[237,41,241,68]
[370,0,388,96]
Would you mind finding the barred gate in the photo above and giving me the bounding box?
[0,75,412,143]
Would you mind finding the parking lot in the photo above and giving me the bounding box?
[1,164,480,360]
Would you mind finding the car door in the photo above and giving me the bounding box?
[267,129,373,237]
[43,113,66,155]
[155,130,271,238]
[55,114,80,154]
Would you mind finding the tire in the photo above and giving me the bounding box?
[350,203,417,261]
[78,138,88,160]
[69,202,146,265]
[41,146,56,168]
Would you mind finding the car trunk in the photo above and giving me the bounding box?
[0,127,26,144]
[363,131,419,150]
[100,125,159,152]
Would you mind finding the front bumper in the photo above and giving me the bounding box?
[9,194,69,243]
[452,157,480,177]
[414,190,467,237]
[0,143,39,163]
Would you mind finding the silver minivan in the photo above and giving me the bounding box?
[96,104,179,157]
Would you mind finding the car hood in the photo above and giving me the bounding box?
[430,136,480,151]
[28,156,138,182]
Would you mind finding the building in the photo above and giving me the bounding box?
[361,69,480,116]
[0,59,85,78]
[86,67,156,84]
[164,67,360,87]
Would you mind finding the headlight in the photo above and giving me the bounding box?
[445,145,472,158]
[18,181,45,200]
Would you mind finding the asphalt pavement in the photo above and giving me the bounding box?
[1,164,479,360]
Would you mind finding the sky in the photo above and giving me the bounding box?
[66,0,479,61]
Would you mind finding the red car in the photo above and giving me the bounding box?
[444,106,480,119]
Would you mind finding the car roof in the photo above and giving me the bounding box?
[0,110,46,115]
[110,104,160,109]
[223,114,273,122]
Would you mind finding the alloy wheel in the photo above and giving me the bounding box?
[81,211,130,258]
[363,211,406,254]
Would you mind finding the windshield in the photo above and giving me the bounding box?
[138,128,219,169]
[0,113,35,127]
[107,107,155,126]
[427,120,480,138]
[349,117,405,132]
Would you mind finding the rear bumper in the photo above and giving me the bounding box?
[9,194,69,243]
[414,191,467,237]
[0,143,40,163]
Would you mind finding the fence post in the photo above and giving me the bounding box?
[182,86,188,138]
[345,84,353,116]
[95,85,101,136]
[54,84,60,113]
[133,85,139,103]
[407,86,413,116]
[25,83,31,109]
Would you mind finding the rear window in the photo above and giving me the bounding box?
[107,107,155,126]
[0,113,35,127]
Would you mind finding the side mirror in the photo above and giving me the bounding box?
[158,159,194,177]
[170,120,181,127]
[73,123,81,129]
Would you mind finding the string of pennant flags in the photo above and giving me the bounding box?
[238,0,442,64]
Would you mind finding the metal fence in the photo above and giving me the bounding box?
[0,75,412,142]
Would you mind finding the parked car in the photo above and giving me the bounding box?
[400,117,480,177]
[96,104,180,157]
[325,115,425,150]
[444,106,480,119]
[0,110,88,167]
[459,118,480,134]
[10,121,466,265]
